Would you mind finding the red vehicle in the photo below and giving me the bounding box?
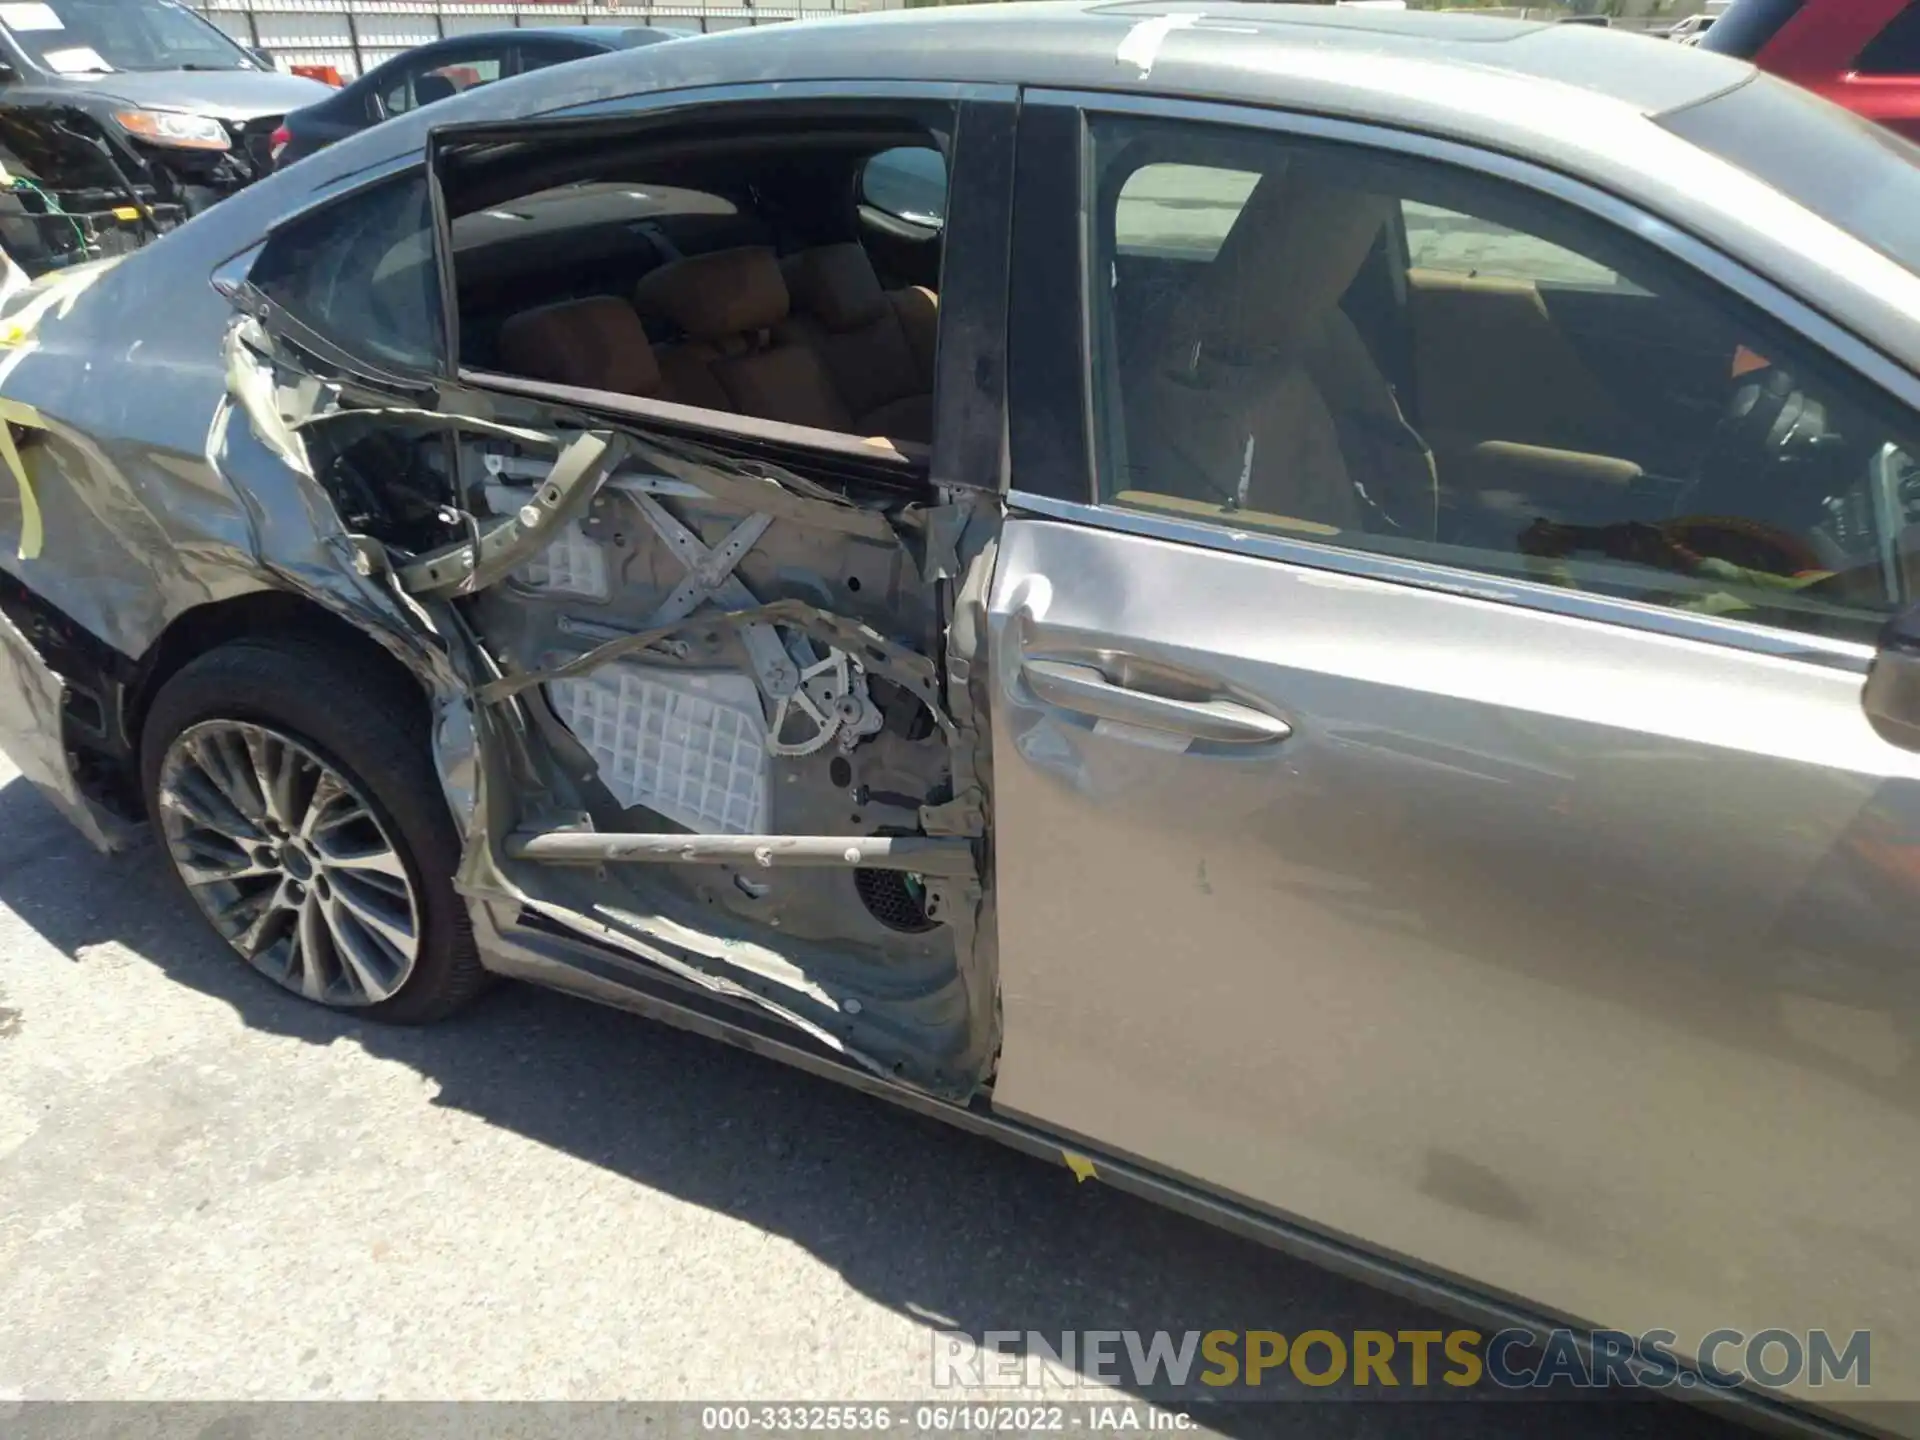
[1702,0,1920,140]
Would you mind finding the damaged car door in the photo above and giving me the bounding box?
[214,89,1014,1098]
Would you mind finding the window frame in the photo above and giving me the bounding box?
[1009,89,1920,673]
[379,41,512,120]
[239,163,449,395]
[419,79,1016,490]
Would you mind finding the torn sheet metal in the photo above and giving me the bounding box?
[0,602,135,850]
[397,430,628,597]
[223,316,313,479]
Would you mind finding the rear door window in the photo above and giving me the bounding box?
[381,47,505,115]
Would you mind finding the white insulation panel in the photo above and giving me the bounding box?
[551,664,770,836]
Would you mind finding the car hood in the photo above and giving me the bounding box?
[75,68,331,121]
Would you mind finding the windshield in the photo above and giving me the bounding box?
[0,0,256,74]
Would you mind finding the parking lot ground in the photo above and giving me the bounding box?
[0,752,1749,1438]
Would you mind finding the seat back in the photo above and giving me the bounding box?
[496,295,665,399]
[413,72,458,107]
[635,246,852,431]
[782,242,936,444]
[1131,168,1432,532]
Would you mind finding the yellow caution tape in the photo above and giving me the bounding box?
[0,397,46,560]
[1062,1150,1098,1184]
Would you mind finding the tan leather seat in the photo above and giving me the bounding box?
[635,245,855,432]
[781,243,937,443]
[1130,169,1437,537]
[496,295,669,400]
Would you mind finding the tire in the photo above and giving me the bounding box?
[139,636,484,1023]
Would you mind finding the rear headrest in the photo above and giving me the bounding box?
[414,72,458,106]
[783,243,888,333]
[1203,169,1390,363]
[634,245,789,340]
[496,295,661,398]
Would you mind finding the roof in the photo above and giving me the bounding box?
[666,2,1756,118]
[311,1,1755,156]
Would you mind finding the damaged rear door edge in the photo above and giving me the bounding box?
[258,348,1004,1097]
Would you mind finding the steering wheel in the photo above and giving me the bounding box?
[1677,361,1825,528]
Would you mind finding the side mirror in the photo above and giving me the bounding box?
[248,46,278,71]
[0,61,18,83]
[1865,623,1920,752]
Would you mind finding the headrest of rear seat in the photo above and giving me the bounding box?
[496,295,661,398]
[782,243,888,333]
[634,245,789,340]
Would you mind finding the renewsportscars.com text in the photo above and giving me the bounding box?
[932,1327,1872,1393]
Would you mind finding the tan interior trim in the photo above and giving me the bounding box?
[1113,489,1343,537]
[460,368,929,469]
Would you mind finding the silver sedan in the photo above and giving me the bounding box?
[0,4,1917,1430]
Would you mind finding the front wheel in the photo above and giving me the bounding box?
[140,637,484,1023]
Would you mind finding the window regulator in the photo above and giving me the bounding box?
[626,491,882,757]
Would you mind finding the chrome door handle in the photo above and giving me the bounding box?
[1021,659,1291,744]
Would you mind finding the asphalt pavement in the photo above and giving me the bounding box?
[0,750,1750,1438]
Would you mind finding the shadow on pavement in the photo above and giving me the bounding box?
[0,773,1749,1439]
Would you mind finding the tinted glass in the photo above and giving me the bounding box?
[1858,3,1920,74]
[861,146,947,229]
[516,39,603,74]
[1699,0,1807,58]
[382,50,503,115]
[1403,200,1641,290]
[1115,164,1256,260]
[1086,114,1920,646]
[251,171,443,373]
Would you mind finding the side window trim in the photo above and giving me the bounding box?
[1014,88,1920,664]
[1008,487,1875,673]
[235,276,438,397]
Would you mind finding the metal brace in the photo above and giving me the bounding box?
[625,492,886,756]
[768,648,885,757]
[628,491,802,701]
[399,431,627,597]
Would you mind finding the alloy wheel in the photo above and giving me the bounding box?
[156,720,421,1006]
